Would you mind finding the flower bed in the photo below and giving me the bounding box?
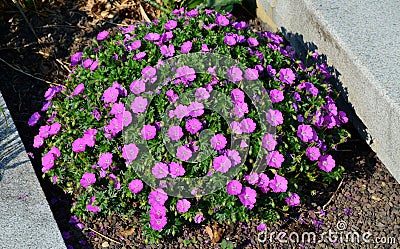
[29,8,350,242]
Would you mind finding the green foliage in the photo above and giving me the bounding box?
[31,8,351,243]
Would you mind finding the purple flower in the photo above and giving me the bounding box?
[141,124,156,140]
[185,118,202,134]
[171,7,184,15]
[262,134,277,151]
[48,146,60,158]
[201,44,209,53]
[279,68,295,84]
[80,172,96,188]
[188,102,204,117]
[73,83,85,96]
[106,117,123,136]
[238,187,257,210]
[148,188,168,206]
[244,68,259,81]
[213,155,231,173]
[70,52,83,66]
[33,135,44,148]
[240,118,256,133]
[41,152,55,172]
[131,96,148,114]
[98,152,112,170]
[245,173,259,185]
[102,87,119,103]
[298,82,318,96]
[306,146,320,161]
[28,112,41,126]
[216,14,229,26]
[257,173,270,188]
[175,66,196,83]
[226,180,242,195]
[231,89,245,103]
[230,121,242,134]
[186,9,199,17]
[38,125,50,138]
[72,138,86,153]
[164,20,177,30]
[90,60,99,71]
[269,174,288,193]
[152,162,169,179]
[270,89,284,103]
[338,111,348,124]
[126,40,141,51]
[226,66,243,82]
[266,109,284,127]
[233,102,248,118]
[86,196,100,213]
[82,58,93,68]
[110,102,125,116]
[130,79,145,94]
[150,216,167,231]
[97,30,109,41]
[210,134,227,150]
[266,65,276,77]
[176,145,192,161]
[160,44,175,58]
[141,66,157,83]
[168,126,183,141]
[176,199,191,213]
[169,162,185,178]
[62,231,71,240]
[173,105,189,120]
[144,32,160,41]
[181,41,192,54]
[41,101,51,111]
[297,124,314,142]
[318,155,335,172]
[225,149,241,166]
[285,192,300,206]
[48,122,61,136]
[129,179,143,194]
[240,140,248,148]
[44,87,57,101]
[166,89,179,103]
[224,35,236,46]
[133,51,146,61]
[195,87,210,100]
[118,111,131,128]
[194,214,204,223]
[266,151,285,168]
[257,223,267,231]
[122,144,139,161]
[150,205,167,219]
[247,37,259,47]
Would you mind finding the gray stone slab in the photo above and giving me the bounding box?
[257,0,400,182]
[0,92,65,249]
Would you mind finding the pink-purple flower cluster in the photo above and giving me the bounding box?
[31,8,352,236]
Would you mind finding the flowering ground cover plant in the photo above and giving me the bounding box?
[29,8,350,242]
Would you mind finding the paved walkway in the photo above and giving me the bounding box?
[0,92,65,249]
[257,0,400,182]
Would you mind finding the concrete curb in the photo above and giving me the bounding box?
[256,0,400,182]
[0,91,66,249]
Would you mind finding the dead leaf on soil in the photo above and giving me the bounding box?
[118,227,135,237]
[204,223,224,243]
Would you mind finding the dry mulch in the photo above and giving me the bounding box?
[0,2,399,248]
